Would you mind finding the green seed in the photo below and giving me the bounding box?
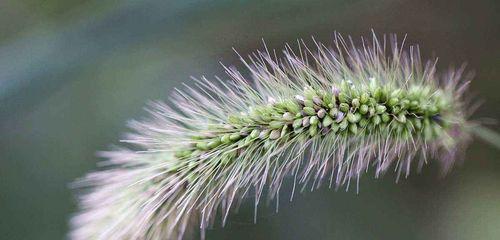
[410,100,419,110]
[303,107,316,115]
[282,112,294,121]
[381,113,391,123]
[413,118,422,130]
[309,125,318,137]
[369,107,376,116]
[392,106,401,114]
[304,87,317,99]
[349,123,358,134]
[192,135,206,140]
[190,150,201,158]
[207,138,221,149]
[373,87,384,102]
[269,121,284,129]
[331,122,340,133]
[322,93,332,106]
[352,98,360,108]
[359,105,369,114]
[329,108,339,117]
[260,113,272,122]
[397,113,407,123]
[338,92,349,103]
[294,127,304,134]
[281,125,289,137]
[229,133,242,141]
[339,103,350,112]
[372,115,381,125]
[196,142,208,151]
[304,99,314,108]
[359,118,369,127]
[360,92,369,104]
[174,151,184,158]
[339,120,348,131]
[284,100,300,113]
[428,105,439,115]
[401,99,410,109]
[310,116,319,125]
[388,97,399,107]
[322,115,334,127]
[293,118,303,129]
[347,112,358,123]
[175,150,191,158]
[250,129,260,139]
[221,134,231,144]
[375,105,386,114]
[391,89,402,98]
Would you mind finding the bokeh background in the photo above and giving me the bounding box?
[1,0,499,239]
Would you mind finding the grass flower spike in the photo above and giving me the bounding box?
[71,32,488,239]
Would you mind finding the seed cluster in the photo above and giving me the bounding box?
[70,33,473,240]
[175,82,449,164]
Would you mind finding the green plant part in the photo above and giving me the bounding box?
[70,32,500,240]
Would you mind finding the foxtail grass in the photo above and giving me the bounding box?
[70,32,499,240]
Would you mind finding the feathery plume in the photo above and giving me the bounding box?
[70,32,488,239]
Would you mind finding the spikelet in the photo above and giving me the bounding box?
[70,32,476,239]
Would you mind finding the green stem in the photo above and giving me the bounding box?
[471,125,500,150]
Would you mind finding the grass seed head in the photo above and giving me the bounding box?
[70,32,475,240]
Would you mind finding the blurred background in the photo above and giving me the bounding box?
[0,0,499,239]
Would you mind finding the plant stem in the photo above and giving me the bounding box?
[471,125,500,149]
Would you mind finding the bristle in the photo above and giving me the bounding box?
[70,32,473,240]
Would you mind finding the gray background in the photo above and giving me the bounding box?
[0,0,499,239]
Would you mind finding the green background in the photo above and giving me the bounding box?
[1,0,499,239]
